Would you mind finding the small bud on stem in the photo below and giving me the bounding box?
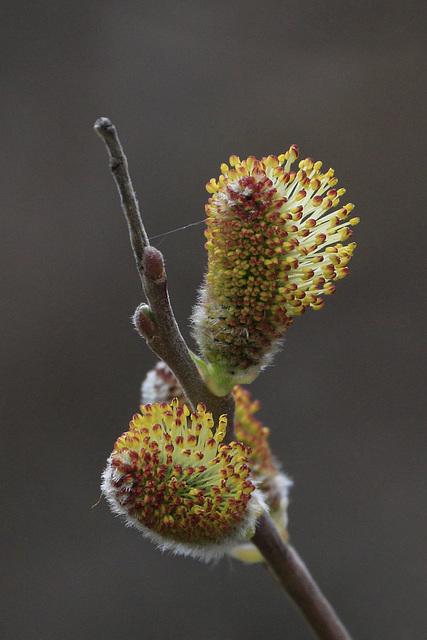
[143,246,165,282]
[133,304,155,341]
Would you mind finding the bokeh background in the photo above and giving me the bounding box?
[2,2,426,639]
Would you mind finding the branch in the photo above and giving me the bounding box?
[94,118,353,640]
[252,513,353,640]
[94,117,235,437]
[94,117,149,274]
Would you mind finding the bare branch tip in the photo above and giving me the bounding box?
[94,117,115,139]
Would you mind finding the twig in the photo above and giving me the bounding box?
[252,512,353,640]
[94,117,235,436]
[94,118,354,640]
[94,117,149,274]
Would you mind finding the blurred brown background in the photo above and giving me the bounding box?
[2,1,426,639]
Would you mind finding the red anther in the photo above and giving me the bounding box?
[290,144,299,158]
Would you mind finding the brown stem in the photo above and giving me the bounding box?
[252,512,353,640]
[94,117,149,274]
[94,118,235,438]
